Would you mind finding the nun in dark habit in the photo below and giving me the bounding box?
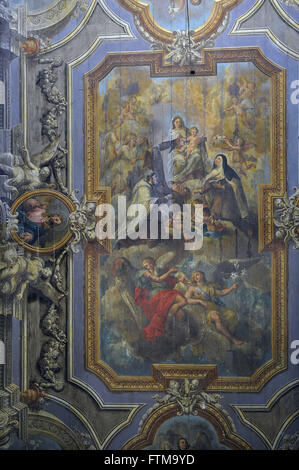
[200,153,249,229]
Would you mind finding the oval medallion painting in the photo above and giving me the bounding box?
[11,190,75,253]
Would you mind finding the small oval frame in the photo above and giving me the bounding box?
[10,189,76,254]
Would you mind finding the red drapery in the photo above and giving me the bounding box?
[134,276,180,340]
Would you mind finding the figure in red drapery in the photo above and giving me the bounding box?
[134,257,187,340]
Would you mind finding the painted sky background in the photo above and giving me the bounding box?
[147,0,214,30]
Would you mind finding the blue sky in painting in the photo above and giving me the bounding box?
[278,0,299,22]
[145,414,230,450]
[147,0,214,31]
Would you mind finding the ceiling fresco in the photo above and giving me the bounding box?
[0,0,298,453]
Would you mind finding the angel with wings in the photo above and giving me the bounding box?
[214,133,257,177]
[112,251,187,340]
[134,256,187,339]
[185,270,243,346]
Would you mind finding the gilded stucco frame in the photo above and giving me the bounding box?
[118,0,243,44]
[84,48,287,392]
[10,189,76,254]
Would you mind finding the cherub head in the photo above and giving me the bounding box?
[189,127,199,136]
[142,257,155,273]
[124,133,137,146]
[175,271,188,283]
[40,267,52,280]
[190,379,200,390]
[191,271,206,284]
[39,167,51,182]
[168,380,180,392]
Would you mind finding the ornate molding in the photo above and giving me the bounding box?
[37,57,67,143]
[85,48,287,392]
[71,427,96,450]
[38,339,66,392]
[123,401,250,450]
[279,431,299,450]
[28,411,81,450]
[280,0,299,7]
[67,195,97,252]
[118,0,242,44]
[27,0,89,33]
[48,192,97,296]
[152,378,226,417]
[0,200,18,241]
[0,410,19,446]
[149,14,230,66]
[0,384,27,447]
[37,303,67,391]
[10,189,75,254]
[274,188,299,249]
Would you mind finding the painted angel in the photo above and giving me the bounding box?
[112,251,187,338]
[212,134,256,176]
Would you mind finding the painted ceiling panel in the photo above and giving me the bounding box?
[0,0,298,453]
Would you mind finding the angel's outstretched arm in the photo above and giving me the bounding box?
[215,283,240,296]
[144,267,178,283]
